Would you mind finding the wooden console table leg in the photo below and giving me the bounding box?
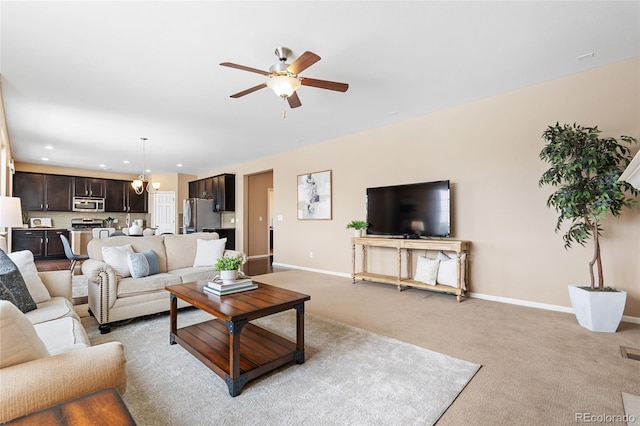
[396,247,402,291]
[456,252,463,303]
[351,239,356,283]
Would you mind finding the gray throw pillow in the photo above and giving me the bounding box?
[0,250,37,313]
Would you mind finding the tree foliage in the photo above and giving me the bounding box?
[539,123,638,290]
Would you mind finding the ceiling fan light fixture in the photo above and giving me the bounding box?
[267,75,301,98]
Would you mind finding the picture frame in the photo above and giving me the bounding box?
[30,217,52,228]
[297,170,332,220]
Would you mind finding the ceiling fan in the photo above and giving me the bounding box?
[220,47,349,110]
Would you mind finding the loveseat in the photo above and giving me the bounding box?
[0,253,127,422]
[82,232,244,333]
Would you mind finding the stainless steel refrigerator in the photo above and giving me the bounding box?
[182,198,218,233]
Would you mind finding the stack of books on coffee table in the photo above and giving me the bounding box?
[203,278,258,296]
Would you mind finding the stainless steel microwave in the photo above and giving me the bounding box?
[72,197,105,212]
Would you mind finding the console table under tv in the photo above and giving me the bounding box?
[351,236,471,302]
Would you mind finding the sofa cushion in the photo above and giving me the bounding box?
[102,245,134,278]
[168,266,219,284]
[164,232,221,271]
[193,238,227,267]
[0,250,37,313]
[116,273,182,297]
[33,316,90,355]
[0,300,50,368]
[7,250,51,304]
[25,296,80,325]
[88,235,168,273]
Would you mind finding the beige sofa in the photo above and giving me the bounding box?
[82,232,244,333]
[0,270,127,422]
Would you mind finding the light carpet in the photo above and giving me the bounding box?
[83,308,480,426]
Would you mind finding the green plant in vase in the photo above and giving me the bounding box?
[346,220,368,237]
[215,255,244,283]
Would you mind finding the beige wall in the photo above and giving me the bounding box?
[206,57,640,318]
[4,58,638,318]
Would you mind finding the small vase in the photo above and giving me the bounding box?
[220,270,239,284]
[354,229,363,237]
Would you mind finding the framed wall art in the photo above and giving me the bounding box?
[297,170,332,220]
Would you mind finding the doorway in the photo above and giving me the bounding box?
[153,191,176,234]
[245,170,273,260]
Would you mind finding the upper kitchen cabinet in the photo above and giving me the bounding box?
[13,172,72,211]
[73,177,105,197]
[212,174,235,211]
[104,179,147,213]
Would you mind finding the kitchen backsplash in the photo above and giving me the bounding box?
[23,211,150,230]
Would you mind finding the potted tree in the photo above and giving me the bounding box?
[539,123,638,332]
[215,255,244,284]
[346,220,368,237]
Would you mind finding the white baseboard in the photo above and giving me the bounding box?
[273,263,640,325]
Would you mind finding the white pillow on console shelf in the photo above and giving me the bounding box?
[436,251,466,288]
[413,256,439,285]
[102,245,134,278]
[193,238,227,267]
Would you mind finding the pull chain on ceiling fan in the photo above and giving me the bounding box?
[220,47,349,117]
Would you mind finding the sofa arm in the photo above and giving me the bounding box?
[0,342,127,422]
[38,270,73,299]
[81,258,119,319]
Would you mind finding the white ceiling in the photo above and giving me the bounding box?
[2,1,639,176]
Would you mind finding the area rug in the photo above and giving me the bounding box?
[83,309,480,426]
[72,274,88,299]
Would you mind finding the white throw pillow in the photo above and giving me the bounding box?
[414,256,439,285]
[7,250,51,304]
[436,251,467,288]
[193,238,227,267]
[0,301,50,368]
[102,245,134,278]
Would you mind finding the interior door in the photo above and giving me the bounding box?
[153,191,176,234]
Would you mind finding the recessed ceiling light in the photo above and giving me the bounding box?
[388,111,398,116]
[41,157,49,161]
[44,145,54,150]
[123,160,130,164]
[176,163,183,168]
[99,164,107,169]
[577,52,594,61]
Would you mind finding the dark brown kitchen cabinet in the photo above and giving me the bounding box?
[73,177,105,197]
[187,174,234,211]
[212,174,235,211]
[12,229,69,259]
[104,179,147,213]
[13,172,72,211]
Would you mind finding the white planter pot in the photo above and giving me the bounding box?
[354,229,363,237]
[220,270,239,284]
[568,285,627,332]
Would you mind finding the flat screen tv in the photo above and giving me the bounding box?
[366,180,451,238]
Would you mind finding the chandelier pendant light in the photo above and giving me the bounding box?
[131,137,160,195]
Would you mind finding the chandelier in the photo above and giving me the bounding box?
[131,137,160,195]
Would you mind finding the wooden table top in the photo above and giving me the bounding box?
[166,281,310,322]
[4,387,135,426]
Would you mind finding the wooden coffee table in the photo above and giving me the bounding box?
[165,280,310,397]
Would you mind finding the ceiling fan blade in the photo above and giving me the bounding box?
[220,62,269,76]
[301,77,349,92]
[287,51,321,75]
[287,92,302,109]
[230,83,267,98]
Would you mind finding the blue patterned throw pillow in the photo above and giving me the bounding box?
[0,250,37,313]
